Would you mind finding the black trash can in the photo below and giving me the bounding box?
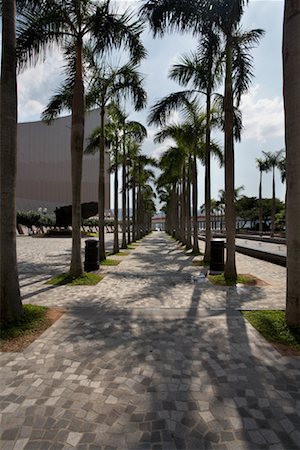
[84,239,99,272]
[210,239,225,273]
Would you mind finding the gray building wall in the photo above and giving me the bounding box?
[17,109,110,213]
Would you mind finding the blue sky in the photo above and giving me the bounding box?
[16,0,286,209]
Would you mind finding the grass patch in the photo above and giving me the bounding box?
[208,273,256,286]
[114,251,130,256]
[100,258,120,266]
[242,310,300,354]
[0,305,64,352]
[84,232,98,237]
[127,244,138,249]
[47,272,103,286]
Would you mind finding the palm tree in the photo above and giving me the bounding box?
[17,0,146,275]
[256,157,268,235]
[119,117,147,248]
[150,93,222,254]
[155,125,191,245]
[135,155,156,237]
[262,149,284,237]
[0,0,24,322]
[150,97,204,253]
[169,28,222,262]
[213,3,264,279]
[83,59,146,259]
[283,0,300,326]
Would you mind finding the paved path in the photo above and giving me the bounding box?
[1,232,299,450]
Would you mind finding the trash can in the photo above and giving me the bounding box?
[84,239,99,272]
[210,239,225,273]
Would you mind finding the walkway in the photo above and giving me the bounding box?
[1,233,299,450]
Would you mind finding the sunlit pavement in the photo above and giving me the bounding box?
[0,232,299,450]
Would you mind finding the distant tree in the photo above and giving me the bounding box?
[262,149,284,237]
[236,196,257,229]
[256,157,269,235]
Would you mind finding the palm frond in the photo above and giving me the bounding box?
[147,90,195,126]
[233,28,265,106]
[16,4,69,70]
[90,4,147,64]
[85,126,102,155]
[41,80,73,122]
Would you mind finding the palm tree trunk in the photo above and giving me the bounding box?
[0,0,23,322]
[121,133,127,248]
[259,170,263,235]
[113,146,119,254]
[132,177,136,241]
[224,37,237,280]
[98,106,106,261]
[127,170,131,244]
[192,152,199,254]
[186,156,192,248]
[70,40,84,277]
[271,165,276,237]
[204,83,212,263]
[283,0,300,325]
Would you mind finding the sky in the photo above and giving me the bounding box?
[15,0,286,211]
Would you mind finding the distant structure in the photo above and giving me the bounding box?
[16,109,110,213]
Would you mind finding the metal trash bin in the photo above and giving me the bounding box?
[84,239,99,272]
[210,239,225,273]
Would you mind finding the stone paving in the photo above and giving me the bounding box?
[1,232,300,450]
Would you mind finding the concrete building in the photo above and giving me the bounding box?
[17,109,110,213]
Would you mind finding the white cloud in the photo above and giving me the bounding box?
[18,51,64,123]
[240,84,284,143]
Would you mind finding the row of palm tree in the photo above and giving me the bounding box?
[1,0,299,326]
[256,149,285,236]
[0,0,151,323]
[141,0,263,279]
[86,102,156,255]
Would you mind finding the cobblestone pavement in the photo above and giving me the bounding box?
[1,232,299,450]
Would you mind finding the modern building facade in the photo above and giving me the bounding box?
[17,109,110,213]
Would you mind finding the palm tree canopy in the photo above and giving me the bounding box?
[256,157,269,172]
[16,0,146,69]
[262,149,285,171]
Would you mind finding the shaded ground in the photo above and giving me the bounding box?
[0,232,299,450]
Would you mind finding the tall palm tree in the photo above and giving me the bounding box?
[0,0,24,322]
[283,0,300,326]
[149,96,205,253]
[169,28,222,262]
[119,117,147,248]
[83,59,146,259]
[256,157,268,235]
[262,149,284,237]
[135,155,156,237]
[213,3,264,279]
[17,0,146,275]
[150,94,222,253]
